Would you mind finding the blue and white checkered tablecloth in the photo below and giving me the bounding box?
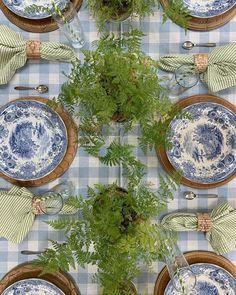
[1,1,236,294]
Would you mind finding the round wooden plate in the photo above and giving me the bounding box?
[0,0,83,33]
[157,94,236,189]
[154,250,236,295]
[160,0,236,31]
[0,262,80,295]
[0,96,78,187]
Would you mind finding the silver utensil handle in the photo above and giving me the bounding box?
[196,43,216,47]
[14,86,35,90]
[21,250,44,255]
[197,194,218,198]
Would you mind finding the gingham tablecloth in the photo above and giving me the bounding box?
[0,1,236,294]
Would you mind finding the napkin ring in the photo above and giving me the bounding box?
[32,197,46,215]
[194,54,208,73]
[197,213,212,232]
[26,40,41,59]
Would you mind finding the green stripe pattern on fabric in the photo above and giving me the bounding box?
[0,186,79,243]
[161,202,236,255]
[158,44,236,92]
[0,186,34,243]
[0,25,77,85]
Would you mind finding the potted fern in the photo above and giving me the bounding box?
[87,0,189,30]
[57,30,182,163]
[34,177,177,295]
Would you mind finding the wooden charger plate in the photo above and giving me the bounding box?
[0,0,83,33]
[154,250,236,295]
[0,96,78,187]
[157,94,236,189]
[0,262,80,295]
[160,0,236,31]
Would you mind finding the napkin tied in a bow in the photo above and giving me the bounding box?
[161,202,236,254]
[0,186,78,243]
[158,44,236,92]
[0,25,77,85]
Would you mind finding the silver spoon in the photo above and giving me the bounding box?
[14,84,49,94]
[184,191,218,200]
[182,41,216,50]
[21,250,46,255]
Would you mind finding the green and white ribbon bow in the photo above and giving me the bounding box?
[158,44,236,92]
[0,186,78,244]
[161,202,236,255]
[0,25,77,85]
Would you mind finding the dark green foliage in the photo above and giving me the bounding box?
[34,183,177,294]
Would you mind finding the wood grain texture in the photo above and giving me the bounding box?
[154,251,236,295]
[0,0,83,33]
[160,0,236,31]
[0,96,78,187]
[157,94,236,189]
[0,262,80,295]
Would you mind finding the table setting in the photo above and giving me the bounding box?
[1,0,236,295]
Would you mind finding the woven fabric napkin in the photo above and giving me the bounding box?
[0,186,78,244]
[158,44,236,92]
[161,202,236,255]
[0,25,77,85]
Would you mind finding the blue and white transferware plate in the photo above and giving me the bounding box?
[164,263,236,295]
[2,278,65,295]
[0,100,67,181]
[2,0,67,19]
[182,0,236,18]
[167,102,236,184]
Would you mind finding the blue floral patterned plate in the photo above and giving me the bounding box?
[164,263,236,295]
[2,278,65,295]
[167,102,236,184]
[0,100,67,181]
[182,0,236,18]
[2,0,67,19]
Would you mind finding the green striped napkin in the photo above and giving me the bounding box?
[0,186,78,244]
[158,44,236,92]
[161,202,236,255]
[0,25,77,85]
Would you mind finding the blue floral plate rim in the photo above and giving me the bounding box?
[166,101,236,185]
[0,99,68,181]
[164,262,236,295]
[2,278,65,295]
[2,0,67,20]
[182,0,236,18]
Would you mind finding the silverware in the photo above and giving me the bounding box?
[184,191,218,200]
[21,250,46,255]
[14,84,49,94]
[182,41,216,50]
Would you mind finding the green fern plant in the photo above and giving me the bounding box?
[87,0,190,30]
[57,30,182,161]
[34,181,177,295]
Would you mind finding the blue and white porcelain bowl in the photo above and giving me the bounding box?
[182,0,236,18]
[2,0,67,19]
[2,278,65,295]
[167,102,236,184]
[0,100,68,181]
[164,263,236,295]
